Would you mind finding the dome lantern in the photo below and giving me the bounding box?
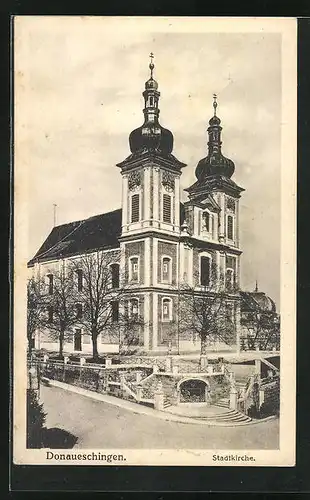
[195,95,235,181]
[128,53,174,156]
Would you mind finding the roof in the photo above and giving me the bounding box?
[28,209,122,266]
[28,204,186,267]
[240,291,277,313]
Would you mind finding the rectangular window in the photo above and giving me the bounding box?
[162,257,171,283]
[47,274,53,295]
[111,301,119,322]
[162,298,172,321]
[131,194,140,223]
[163,194,172,223]
[47,305,53,323]
[110,264,120,288]
[200,256,211,287]
[227,215,234,240]
[76,269,83,292]
[74,329,82,351]
[130,257,139,282]
[76,303,83,320]
[129,299,139,318]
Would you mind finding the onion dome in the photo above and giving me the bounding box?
[129,53,174,156]
[195,94,235,181]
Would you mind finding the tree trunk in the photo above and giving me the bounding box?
[91,329,99,360]
[59,332,64,358]
[200,335,208,355]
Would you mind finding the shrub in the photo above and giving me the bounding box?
[26,389,46,448]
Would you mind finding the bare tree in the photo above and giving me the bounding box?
[178,269,236,355]
[41,262,78,358]
[242,309,280,351]
[27,277,44,356]
[71,251,124,360]
[118,297,146,354]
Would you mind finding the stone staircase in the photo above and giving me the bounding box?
[214,397,230,409]
[196,408,252,424]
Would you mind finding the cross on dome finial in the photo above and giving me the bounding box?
[149,52,154,77]
[213,93,218,116]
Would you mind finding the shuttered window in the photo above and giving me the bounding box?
[227,215,234,240]
[163,194,172,223]
[131,194,140,223]
[200,256,211,287]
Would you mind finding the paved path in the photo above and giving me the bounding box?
[40,384,279,450]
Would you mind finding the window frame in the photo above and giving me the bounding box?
[225,267,235,291]
[74,328,82,352]
[162,297,173,322]
[129,255,140,283]
[111,300,119,323]
[76,302,83,320]
[130,193,140,223]
[162,193,172,223]
[110,263,120,289]
[47,305,54,323]
[128,297,139,319]
[76,269,83,292]
[46,273,54,295]
[199,252,212,287]
[226,214,235,241]
[161,255,172,283]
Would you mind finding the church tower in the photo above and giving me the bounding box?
[184,95,245,292]
[116,55,186,351]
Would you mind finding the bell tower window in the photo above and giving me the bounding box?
[227,215,234,240]
[163,194,172,223]
[131,194,140,223]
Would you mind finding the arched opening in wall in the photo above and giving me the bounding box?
[179,379,209,403]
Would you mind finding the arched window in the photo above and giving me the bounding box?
[131,194,140,223]
[110,263,120,288]
[150,96,154,106]
[227,215,234,240]
[163,194,172,223]
[162,256,172,283]
[200,256,211,287]
[47,274,54,295]
[129,256,139,282]
[162,297,172,322]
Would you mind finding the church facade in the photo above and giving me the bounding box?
[28,58,277,355]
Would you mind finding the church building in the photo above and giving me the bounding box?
[28,57,277,355]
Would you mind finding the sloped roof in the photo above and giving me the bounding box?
[28,209,122,266]
[28,204,186,267]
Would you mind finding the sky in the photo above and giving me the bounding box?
[15,17,281,307]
